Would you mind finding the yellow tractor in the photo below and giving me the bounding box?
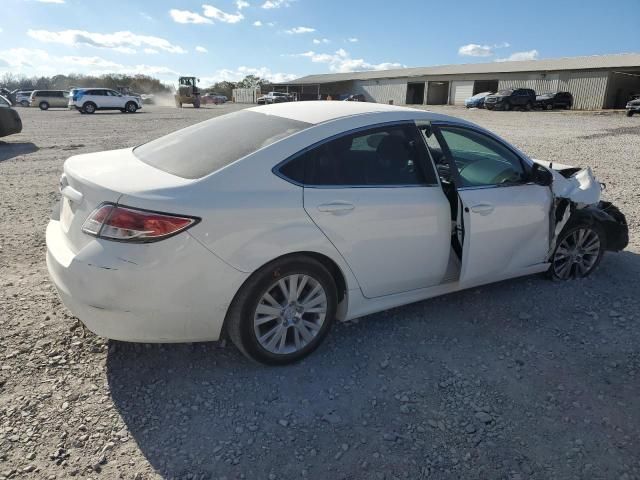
[175,76,201,108]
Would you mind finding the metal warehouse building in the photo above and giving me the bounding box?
[277,53,640,110]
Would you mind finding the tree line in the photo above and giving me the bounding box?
[0,72,274,98]
[0,73,172,94]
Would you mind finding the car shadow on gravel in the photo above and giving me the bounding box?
[105,250,640,479]
[0,141,38,161]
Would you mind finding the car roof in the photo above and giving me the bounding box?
[247,100,446,125]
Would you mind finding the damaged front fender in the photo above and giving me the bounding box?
[532,160,628,258]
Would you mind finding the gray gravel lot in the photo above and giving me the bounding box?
[0,104,639,480]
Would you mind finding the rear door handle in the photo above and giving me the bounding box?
[317,202,355,213]
[470,203,494,215]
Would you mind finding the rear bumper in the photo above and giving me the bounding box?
[46,220,249,342]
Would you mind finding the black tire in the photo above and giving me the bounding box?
[39,102,49,111]
[546,103,553,110]
[83,102,96,114]
[20,100,29,107]
[525,101,533,111]
[226,255,338,365]
[549,222,605,280]
[503,102,511,111]
[627,111,634,117]
[125,101,137,113]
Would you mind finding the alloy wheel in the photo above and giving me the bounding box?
[253,274,327,355]
[552,228,601,279]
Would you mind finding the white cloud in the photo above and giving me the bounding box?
[262,0,289,8]
[285,26,315,34]
[140,12,154,21]
[236,0,250,8]
[458,42,511,57]
[27,29,187,54]
[313,38,329,45]
[0,47,178,78]
[144,48,159,54]
[253,20,263,26]
[201,66,297,84]
[170,9,213,24]
[290,48,403,73]
[37,0,65,3]
[458,43,493,57]
[496,49,539,62]
[195,46,208,53]
[202,4,244,23]
[347,37,358,43]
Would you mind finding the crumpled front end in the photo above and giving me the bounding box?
[532,160,628,256]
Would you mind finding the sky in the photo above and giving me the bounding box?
[1,0,638,87]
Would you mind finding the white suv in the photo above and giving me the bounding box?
[69,88,142,114]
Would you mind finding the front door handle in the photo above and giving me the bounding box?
[317,202,355,213]
[470,203,494,215]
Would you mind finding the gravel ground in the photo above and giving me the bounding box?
[1,104,639,480]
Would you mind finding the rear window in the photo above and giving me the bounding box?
[134,110,312,179]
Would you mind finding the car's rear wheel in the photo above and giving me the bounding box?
[550,223,605,280]
[226,256,337,365]
[20,100,29,107]
[125,101,137,113]
[83,102,96,114]
[503,102,511,111]
[39,102,49,110]
[627,111,634,117]
[546,103,554,110]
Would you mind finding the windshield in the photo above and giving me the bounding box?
[134,110,312,179]
[471,92,491,99]
[497,90,513,96]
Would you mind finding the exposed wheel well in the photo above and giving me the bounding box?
[221,251,349,339]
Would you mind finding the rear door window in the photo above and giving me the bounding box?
[134,110,312,179]
[279,123,437,187]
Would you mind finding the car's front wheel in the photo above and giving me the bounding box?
[39,102,49,110]
[125,101,137,113]
[627,111,634,117]
[550,223,605,280]
[226,256,337,365]
[20,100,29,107]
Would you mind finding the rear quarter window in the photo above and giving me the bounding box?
[134,110,312,179]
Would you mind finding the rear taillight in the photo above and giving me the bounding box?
[81,203,199,243]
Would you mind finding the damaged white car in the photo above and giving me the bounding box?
[46,102,628,364]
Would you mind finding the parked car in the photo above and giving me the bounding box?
[257,92,290,105]
[69,88,143,114]
[535,91,573,110]
[626,94,640,117]
[484,88,536,111]
[0,95,22,137]
[46,102,628,365]
[202,93,228,105]
[15,90,34,107]
[30,90,70,110]
[0,88,16,105]
[464,91,493,109]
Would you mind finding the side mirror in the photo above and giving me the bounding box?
[531,163,553,186]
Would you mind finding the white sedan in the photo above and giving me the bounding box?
[46,102,628,364]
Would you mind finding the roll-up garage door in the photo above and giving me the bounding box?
[450,80,474,105]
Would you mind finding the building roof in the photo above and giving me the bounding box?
[280,53,640,85]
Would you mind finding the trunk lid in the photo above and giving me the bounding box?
[58,148,194,253]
